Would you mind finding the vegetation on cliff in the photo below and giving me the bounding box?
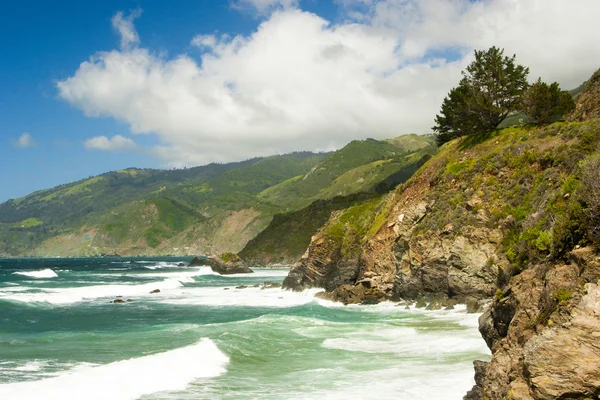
[286,66,600,399]
[433,47,573,146]
[0,134,434,257]
[240,143,435,265]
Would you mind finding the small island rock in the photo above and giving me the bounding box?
[203,252,253,275]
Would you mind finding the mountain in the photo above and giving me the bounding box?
[0,134,434,257]
[283,68,600,399]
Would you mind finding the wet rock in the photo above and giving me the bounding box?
[463,360,488,400]
[203,255,253,275]
[466,297,481,313]
[415,298,427,308]
[150,289,160,294]
[361,295,380,305]
[188,256,205,267]
[261,282,282,289]
[314,291,334,301]
[235,285,248,289]
[178,263,186,267]
[112,299,126,304]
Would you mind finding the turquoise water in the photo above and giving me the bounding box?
[0,258,489,400]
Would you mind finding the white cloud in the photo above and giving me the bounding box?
[112,10,141,50]
[84,135,137,151]
[14,132,35,148]
[58,2,600,167]
[233,0,298,14]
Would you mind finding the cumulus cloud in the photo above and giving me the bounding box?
[84,135,137,151]
[112,9,141,49]
[58,1,600,167]
[13,132,36,148]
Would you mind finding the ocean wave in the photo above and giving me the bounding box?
[321,324,489,357]
[0,338,229,400]
[0,277,187,304]
[161,287,322,308]
[12,269,58,279]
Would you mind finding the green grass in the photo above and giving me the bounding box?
[12,218,43,228]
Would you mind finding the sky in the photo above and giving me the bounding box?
[1,0,600,203]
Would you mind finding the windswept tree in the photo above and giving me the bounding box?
[434,46,529,145]
[520,78,575,124]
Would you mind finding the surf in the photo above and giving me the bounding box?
[0,338,229,400]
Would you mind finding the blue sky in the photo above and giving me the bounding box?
[2,0,599,203]
[0,0,341,202]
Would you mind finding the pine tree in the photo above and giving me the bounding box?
[433,47,529,145]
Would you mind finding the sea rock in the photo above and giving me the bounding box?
[463,360,488,400]
[188,256,206,267]
[112,299,126,304]
[178,263,186,267]
[261,281,282,289]
[150,289,160,294]
[203,254,253,275]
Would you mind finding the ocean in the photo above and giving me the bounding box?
[0,257,490,400]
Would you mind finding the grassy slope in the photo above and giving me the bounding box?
[0,134,435,257]
[315,118,600,284]
[240,138,436,264]
[0,152,325,256]
[257,135,436,210]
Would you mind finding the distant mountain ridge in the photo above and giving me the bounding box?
[0,134,435,257]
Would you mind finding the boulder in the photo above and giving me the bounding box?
[150,289,160,294]
[188,256,206,267]
[203,254,253,275]
[261,281,282,289]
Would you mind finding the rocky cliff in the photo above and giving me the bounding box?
[466,247,600,399]
[284,68,600,398]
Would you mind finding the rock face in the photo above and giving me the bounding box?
[283,234,360,291]
[568,67,600,122]
[468,247,600,400]
[203,256,253,275]
[283,153,505,304]
[188,256,205,267]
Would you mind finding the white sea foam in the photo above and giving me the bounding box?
[12,269,58,279]
[130,266,217,279]
[281,364,478,400]
[162,286,322,308]
[143,261,189,269]
[0,338,229,400]
[0,277,187,304]
[322,327,489,357]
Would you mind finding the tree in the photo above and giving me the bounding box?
[433,46,529,145]
[520,78,575,124]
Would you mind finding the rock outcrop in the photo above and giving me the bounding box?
[202,253,253,275]
[466,247,600,400]
[280,68,600,398]
[283,234,360,291]
[568,67,600,122]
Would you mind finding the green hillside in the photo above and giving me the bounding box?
[0,134,436,257]
[257,134,436,210]
[240,142,435,264]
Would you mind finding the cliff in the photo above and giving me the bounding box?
[284,68,600,398]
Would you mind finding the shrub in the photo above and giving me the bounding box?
[221,252,241,263]
[520,79,575,124]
